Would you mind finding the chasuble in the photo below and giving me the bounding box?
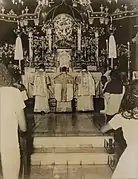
[54,72,74,112]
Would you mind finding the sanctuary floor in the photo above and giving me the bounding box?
[32,112,105,137]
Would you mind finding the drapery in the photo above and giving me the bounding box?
[109,34,117,59]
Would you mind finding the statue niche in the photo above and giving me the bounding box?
[57,49,72,71]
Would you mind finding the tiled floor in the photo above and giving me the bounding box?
[33,113,103,136]
[30,165,112,179]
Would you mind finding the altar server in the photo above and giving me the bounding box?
[33,64,51,113]
[101,79,138,179]
[75,64,95,111]
[0,63,26,179]
[103,70,125,121]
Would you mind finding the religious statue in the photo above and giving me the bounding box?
[33,64,52,113]
[54,66,74,112]
[75,64,95,111]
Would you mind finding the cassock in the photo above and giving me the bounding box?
[75,72,95,111]
[54,72,74,112]
[33,70,51,113]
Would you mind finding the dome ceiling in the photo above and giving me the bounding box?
[40,1,87,23]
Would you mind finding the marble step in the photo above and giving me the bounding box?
[30,165,112,179]
[33,136,114,148]
[31,147,114,165]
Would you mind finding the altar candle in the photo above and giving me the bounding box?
[95,31,99,67]
[45,0,48,6]
[78,26,81,51]
[111,16,113,23]
[127,41,131,80]
[127,41,130,58]
[106,39,108,55]
[29,32,33,64]
[38,0,41,5]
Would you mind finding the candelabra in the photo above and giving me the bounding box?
[107,0,118,3]
[12,0,24,6]
[37,0,54,7]
[12,0,24,16]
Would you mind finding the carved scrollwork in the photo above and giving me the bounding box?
[53,14,74,40]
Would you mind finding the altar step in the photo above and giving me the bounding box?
[33,135,113,148]
[31,135,115,165]
[31,146,114,165]
[30,164,112,179]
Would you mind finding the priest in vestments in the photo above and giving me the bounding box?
[54,67,74,112]
[33,64,51,113]
[75,64,95,111]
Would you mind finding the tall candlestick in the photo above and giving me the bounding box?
[111,16,113,23]
[95,31,99,68]
[45,0,48,6]
[106,39,108,55]
[29,32,33,66]
[78,26,81,51]
[106,39,109,68]
[127,41,130,58]
[127,41,130,80]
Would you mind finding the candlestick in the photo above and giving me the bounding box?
[127,41,130,57]
[95,31,99,68]
[127,41,131,80]
[45,0,48,6]
[78,26,81,51]
[29,32,33,66]
[106,39,108,54]
[111,16,113,23]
